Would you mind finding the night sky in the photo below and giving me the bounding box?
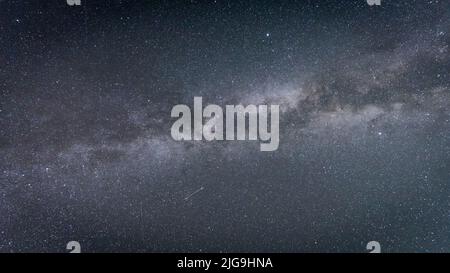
[1,0,450,253]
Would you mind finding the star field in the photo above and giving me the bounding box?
[0,0,450,252]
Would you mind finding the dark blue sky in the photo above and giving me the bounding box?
[0,0,449,252]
